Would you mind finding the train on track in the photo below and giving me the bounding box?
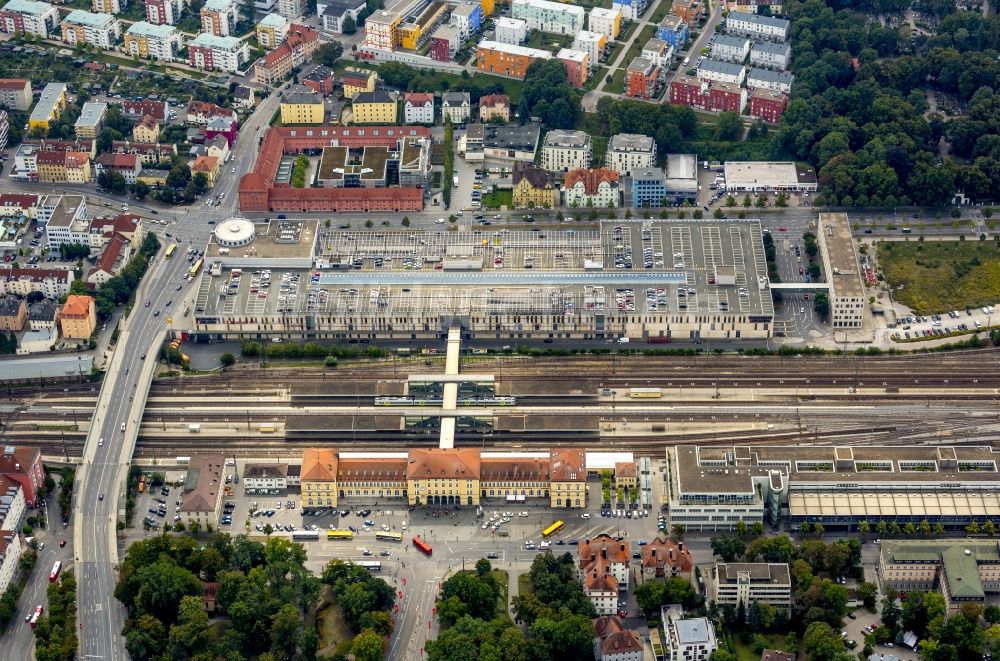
[373,396,517,407]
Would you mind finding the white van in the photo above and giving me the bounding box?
[120,422,126,432]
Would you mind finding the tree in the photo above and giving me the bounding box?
[530,613,595,660]
[710,536,746,562]
[634,577,700,618]
[341,15,356,34]
[270,603,302,659]
[165,595,212,659]
[750,521,764,538]
[671,524,686,541]
[129,180,150,200]
[857,581,878,610]
[220,352,236,367]
[715,112,744,141]
[803,621,846,661]
[315,42,343,67]
[858,521,871,538]
[882,590,901,633]
[350,629,385,661]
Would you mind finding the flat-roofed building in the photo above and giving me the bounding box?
[818,212,865,330]
[625,56,659,99]
[573,29,606,64]
[145,0,182,25]
[200,0,237,35]
[557,48,589,87]
[429,23,459,60]
[60,9,120,48]
[74,102,107,140]
[588,6,620,38]
[722,161,817,192]
[256,12,288,48]
[0,531,23,595]
[28,82,66,133]
[540,129,591,173]
[607,133,655,176]
[124,21,182,60]
[0,0,59,38]
[483,121,540,162]
[657,14,687,49]
[189,32,249,72]
[476,40,552,79]
[494,16,525,44]
[749,88,787,123]
[512,0,584,35]
[663,605,717,661]
[611,0,645,21]
[712,562,792,609]
[642,37,672,71]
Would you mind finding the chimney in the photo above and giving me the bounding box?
[679,542,684,553]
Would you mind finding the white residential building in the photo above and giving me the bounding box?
[606,133,655,176]
[403,92,434,124]
[540,129,591,173]
[747,67,793,93]
[573,30,605,63]
[593,616,644,661]
[712,562,793,609]
[725,10,790,41]
[663,606,718,661]
[200,0,238,36]
[276,0,304,18]
[124,21,182,60]
[60,9,121,49]
[696,58,746,85]
[750,40,790,69]
[0,480,26,532]
[0,0,60,38]
[512,0,585,35]
[588,6,620,39]
[242,464,291,490]
[611,0,645,21]
[0,531,23,596]
[494,16,526,45]
[641,37,672,71]
[564,168,620,209]
[188,32,249,73]
[710,34,750,63]
[256,12,288,47]
[442,92,471,124]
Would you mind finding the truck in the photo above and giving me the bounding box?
[188,424,201,433]
[617,337,630,344]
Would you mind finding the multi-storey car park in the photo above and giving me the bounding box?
[186,218,775,342]
[667,444,1000,532]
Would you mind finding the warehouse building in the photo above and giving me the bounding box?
[722,161,817,192]
[668,444,1000,531]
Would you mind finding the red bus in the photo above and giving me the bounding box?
[49,561,62,582]
[412,536,432,557]
[29,605,42,628]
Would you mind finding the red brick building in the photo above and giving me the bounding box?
[749,88,788,123]
[625,57,660,99]
[670,75,746,113]
[238,126,430,213]
[0,446,44,507]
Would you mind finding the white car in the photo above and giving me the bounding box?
[500,517,510,524]
[502,512,513,517]
[401,521,408,530]
[581,513,590,519]
[518,512,529,517]
[362,526,371,532]
[435,218,445,224]
[481,523,489,530]
[380,524,390,532]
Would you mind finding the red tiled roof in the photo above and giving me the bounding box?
[0,79,28,91]
[89,234,129,277]
[479,93,509,108]
[338,456,407,482]
[96,152,139,169]
[301,448,338,481]
[580,533,630,567]
[642,536,693,574]
[564,168,620,195]
[62,294,93,318]
[35,151,66,166]
[122,100,167,121]
[405,92,433,106]
[191,155,219,173]
[261,23,318,69]
[0,193,39,209]
[550,448,585,481]
[407,448,481,480]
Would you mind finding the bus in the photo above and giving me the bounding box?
[137,477,145,494]
[629,387,663,399]
[327,529,354,540]
[412,535,432,556]
[291,530,319,542]
[541,521,565,538]
[49,561,62,583]
[189,259,203,278]
[165,243,177,259]
[356,561,382,572]
[375,531,402,542]
[29,605,43,628]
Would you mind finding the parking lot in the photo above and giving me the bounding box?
[893,306,997,341]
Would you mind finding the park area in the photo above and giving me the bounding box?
[877,240,1000,314]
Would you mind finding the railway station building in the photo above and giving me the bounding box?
[667,444,1000,532]
[189,219,775,343]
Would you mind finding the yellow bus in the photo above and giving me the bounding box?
[327,529,353,540]
[189,258,203,278]
[542,520,564,537]
[375,531,403,542]
[165,243,177,259]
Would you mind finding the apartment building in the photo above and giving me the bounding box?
[641,537,693,581]
[120,99,169,122]
[145,0,182,24]
[276,0,304,18]
[512,0,584,35]
[95,152,141,184]
[584,567,622,616]
[641,37,672,71]
[86,233,132,285]
[59,294,95,339]
[448,1,481,40]
[749,88,787,123]
[746,67,794,93]
[429,23,459,61]
[74,102,107,140]
[190,155,220,187]
[478,93,509,122]
[407,448,481,506]
[607,133,655,176]
[880,540,1000,610]
[351,90,397,124]
[697,58,746,85]
[28,82,66,133]
[0,297,25,331]
[0,267,73,299]
[663,606,718,661]
[0,0,59,38]
[256,12,288,48]
[710,34,750,63]
[817,212,864,330]
[0,479,25,531]
[671,0,702,25]
[280,85,324,124]
[200,0,237,35]
[93,0,125,13]
[512,165,557,209]
[124,21,182,60]
[42,193,89,246]
[712,562,792,609]
[132,115,160,143]
[27,300,57,331]
[242,464,291,491]
[188,33,249,72]
[593,616,644,661]
[557,48,589,87]
[364,9,400,48]
[494,16,525,44]
[252,23,320,85]
[60,10,121,49]
[442,92,471,124]
[564,168,620,208]
[573,30,606,64]
[179,454,225,528]
[671,75,747,113]
[36,151,92,183]
[0,531,22,595]
[625,56,659,99]
[476,40,552,78]
[588,6,620,38]
[319,0,364,33]
[750,39,790,69]
[611,0,645,21]
[0,193,38,218]
[656,14,687,49]
[300,67,332,96]
[725,11,789,41]
[403,92,434,124]
[579,534,629,613]
[540,129,591,173]
[0,79,30,111]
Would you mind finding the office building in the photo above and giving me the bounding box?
[880,540,1000,610]
[540,129,591,173]
[817,212,864,329]
[712,562,792,609]
[60,10,121,49]
[124,21,182,59]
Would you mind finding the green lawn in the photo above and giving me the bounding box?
[492,570,510,619]
[624,24,658,65]
[877,240,1000,314]
[525,30,575,54]
[651,2,675,22]
[316,600,354,657]
[608,66,627,93]
[517,572,533,597]
[482,190,513,209]
[731,633,792,661]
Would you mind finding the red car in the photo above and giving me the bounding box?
[804,293,809,300]
[778,226,788,231]
[799,266,804,275]
[59,540,66,547]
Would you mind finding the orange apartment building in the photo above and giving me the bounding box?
[476,40,552,79]
[60,294,96,339]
